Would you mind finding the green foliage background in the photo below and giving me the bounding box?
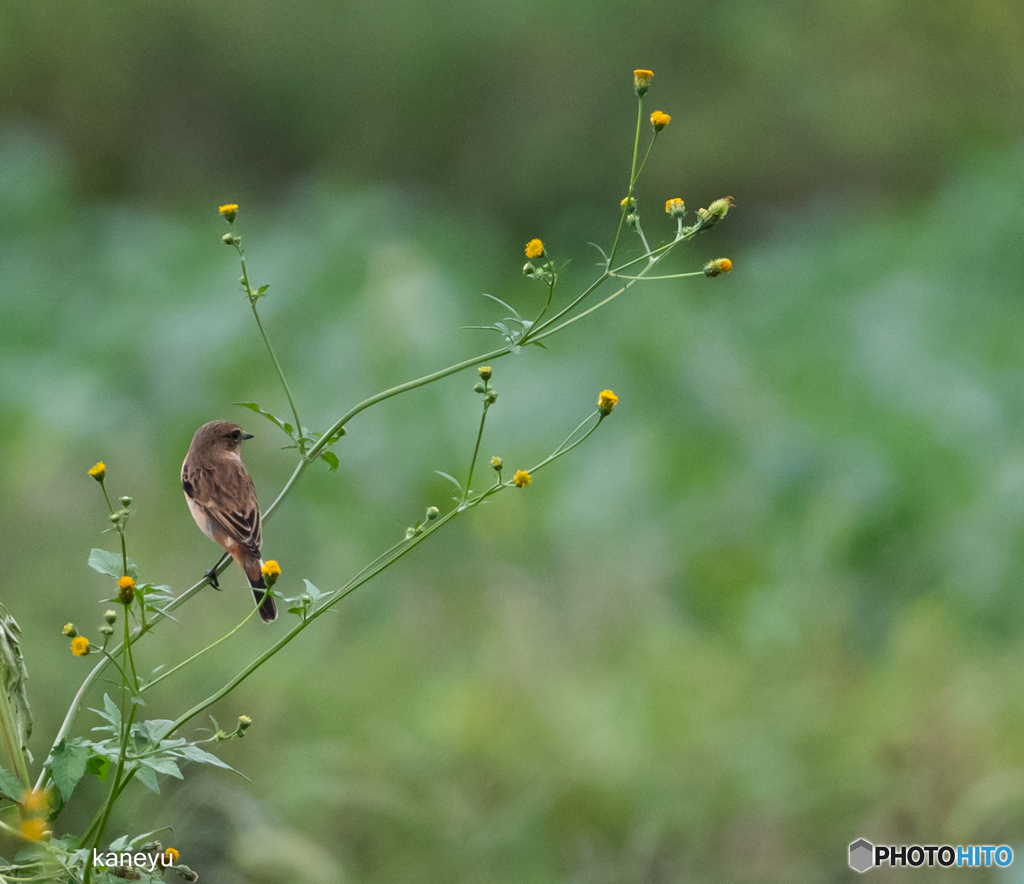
[2,1,1024,881]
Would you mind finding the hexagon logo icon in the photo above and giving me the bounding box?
[849,838,874,873]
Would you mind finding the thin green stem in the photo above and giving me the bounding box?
[608,271,704,281]
[634,132,657,184]
[99,484,115,516]
[83,702,137,884]
[142,606,258,692]
[236,246,305,453]
[530,271,557,330]
[464,400,491,501]
[528,272,610,340]
[608,96,644,267]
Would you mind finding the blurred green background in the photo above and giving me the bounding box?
[2,0,1024,881]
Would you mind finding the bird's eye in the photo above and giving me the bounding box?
[231,430,241,440]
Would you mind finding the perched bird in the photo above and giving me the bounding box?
[181,420,277,621]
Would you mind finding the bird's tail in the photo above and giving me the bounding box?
[242,556,278,622]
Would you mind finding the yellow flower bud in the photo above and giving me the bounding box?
[633,69,653,96]
[703,258,733,277]
[261,560,281,587]
[117,575,135,605]
[650,110,671,132]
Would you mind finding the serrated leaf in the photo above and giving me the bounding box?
[0,764,25,801]
[88,549,137,580]
[141,756,182,779]
[50,738,90,803]
[177,744,236,772]
[434,471,463,492]
[102,694,121,729]
[320,451,339,470]
[134,765,159,794]
[140,719,174,742]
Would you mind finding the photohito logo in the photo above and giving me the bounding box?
[848,838,1013,872]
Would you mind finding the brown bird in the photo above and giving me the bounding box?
[181,420,277,621]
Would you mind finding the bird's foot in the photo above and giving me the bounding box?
[205,568,221,590]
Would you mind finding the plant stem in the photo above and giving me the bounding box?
[142,607,258,692]
[237,248,305,453]
[464,400,491,501]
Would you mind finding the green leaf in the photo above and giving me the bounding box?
[177,744,236,772]
[302,579,325,603]
[50,738,90,803]
[141,756,182,780]
[482,293,521,318]
[86,754,110,782]
[320,451,339,471]
[234,402,294,440]
[141,720,175,743]
[0,764,25,801]
[434,471,463,492]
[89,693,121,730]
[88,549,137,579]
[134,764,160,794]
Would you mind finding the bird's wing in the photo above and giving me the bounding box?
[182,460,262,553]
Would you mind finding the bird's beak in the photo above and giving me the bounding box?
[242,432,254,440]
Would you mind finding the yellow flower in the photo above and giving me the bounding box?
[703,258,733,277]
[62,623,77,637]
[20,789,49,814]
[633,69,654,96]
[598,389,619,416]
[20,817,49,842]
[261,560,281,588]
[218,204,238,222]
[117,575,135,604]
[650,111,671,131]
[164,847,180,864]
[513,470,531,488]
[665,198,686,218]
[71,636,90,657]
[88,462,106,481]
[620,195,636,211]
[478,365,492,381]
[525,239,544,260]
